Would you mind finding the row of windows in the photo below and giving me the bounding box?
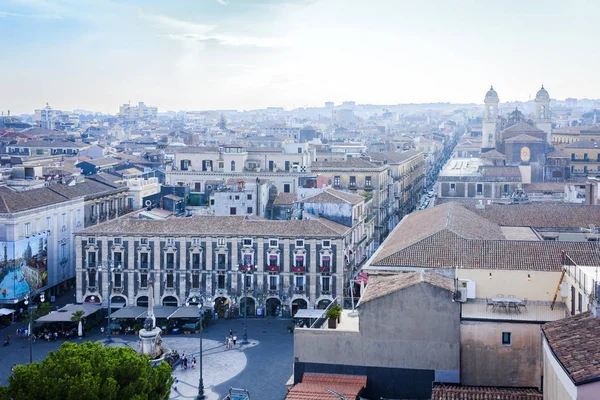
[88,237,332,248]
[23,212,77,236]
[333,176,373,187]
[86,271,332,292]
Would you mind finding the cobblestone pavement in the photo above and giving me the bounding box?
[0,313,294,400]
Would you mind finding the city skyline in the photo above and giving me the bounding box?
[1,0,600,114]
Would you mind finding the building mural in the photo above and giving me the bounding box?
[0,233,48,300]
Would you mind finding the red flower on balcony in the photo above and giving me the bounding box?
[319,266,331,273]
[293,266,306,273]
[239,264,254,272]
[266,265,280,273]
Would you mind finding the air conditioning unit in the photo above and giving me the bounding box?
[455,287,468,302]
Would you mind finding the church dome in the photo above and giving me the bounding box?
[485,86,499,100]
[536,85,550,101]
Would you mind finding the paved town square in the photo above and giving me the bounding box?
[0,317,294,400]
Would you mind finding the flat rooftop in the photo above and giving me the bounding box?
[439,158,483,177]
[462,300,566,323]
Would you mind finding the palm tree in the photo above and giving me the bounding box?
[71,310,85,338]
[70,310,85,324]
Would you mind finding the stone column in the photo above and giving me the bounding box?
[256,238,264,273]
[335,239,344,299]
[152,237,161,306]
[127,238,135,306]
[101,236,109,305]
[75,235,83,303]
[309,239,317,306]
[205,239,213,296]
[231,239,238,296]
[179,237,187,302]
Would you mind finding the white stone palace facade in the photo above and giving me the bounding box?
[75,216,353,317]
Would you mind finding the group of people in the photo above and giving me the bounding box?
[180,351,196,370]
[225,329,237,349]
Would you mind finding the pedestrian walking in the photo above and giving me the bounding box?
[229,329,233,337]
[183,357,188,369]
[225,337,229,349]
[233,335,237,346]
[191,357,196,369]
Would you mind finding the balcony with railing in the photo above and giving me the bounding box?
[139,261,149,269]
[319,265,331,274]
[239,264,255,273]
[293,265,306,273]
[217,262,228,270]
[266,264,280,273]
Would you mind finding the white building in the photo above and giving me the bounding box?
[34,103,62,129]
[118,102,158,121]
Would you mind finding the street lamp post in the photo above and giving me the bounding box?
[24,292,45,363]
[241,267,249,345]
[187,297,205,400]
[98,260,121,343]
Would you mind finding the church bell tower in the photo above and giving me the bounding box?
[535,85,552,144]
[482,86,499,152]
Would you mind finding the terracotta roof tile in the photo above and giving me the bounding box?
[432,383,542,400]
[79,215,350,237]
[542,311,600,384]
[359,271,455,305]
[286,373,367,400]
[299,189,364,206]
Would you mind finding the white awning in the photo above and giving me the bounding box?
[110,306,146,319]
[167,306,210,319]
[294,309,327,319]
[36,303,102,323]
[137,306,178,319]
[0,308,16,316]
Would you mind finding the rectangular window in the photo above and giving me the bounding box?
[243,238,252,246]
[269,254,278,266]
[140,273,148,288]
[503,184,510,194]
[166,273,174,288]
[243,253,253,265]
[87,252,96,268]
[235,195,240,200]
[88,270,96,288]
[247,207,253,214]
[114,237,122,245]
[113,252,122,267]
[247,194,252,200]
[88,237,96,244]
[230,207,237,215]
[166,253,175,269]
[578,293,582,312]
[322,276,331,292]
[321,255,331,268]
[192,253,201,269]
[218,274,225,289]
[334,176,341,186]
[192,273,200,288]
[476,184,483,195]
[283,184,290,193]
[140,238,148,245]
[295,276,305,291]
[450,183,456,191]
[295,255,304,267]
[349,176,356,186]
[322,240,331,248]
[217,253,227,269]
[192,238,201,245]
[114,273,122,288]
[166,238,175,246]
[269,239,278,248]
[502,332,512,346]
[365,176,372,187]
[217,238,226,246]
[60,243,67,259]
[269,276,278,291]
[245,274,252,289]
[140,253,149,269]
[295,239,304,248]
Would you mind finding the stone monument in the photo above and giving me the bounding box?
[138,274,167,361]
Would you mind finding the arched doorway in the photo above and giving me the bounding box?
[162,296,178,307]
[291,298,308,317]
[214,297,229,319]
[239,297,256,317]
[110,295,127,308]
[266,297,281,317]
[136,296,148,307]
[316,299,331,310]
[84,295,101,303]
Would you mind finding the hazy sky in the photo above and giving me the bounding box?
[1,0,599,114]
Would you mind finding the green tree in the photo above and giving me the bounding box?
[218,114,227,130]
[0,342,173,400]
[70,310,85,324]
